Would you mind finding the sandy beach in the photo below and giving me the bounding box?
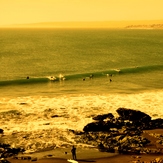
[4,129,162,163]
[7,154,163,163]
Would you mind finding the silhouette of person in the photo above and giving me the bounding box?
[71,145,77,160]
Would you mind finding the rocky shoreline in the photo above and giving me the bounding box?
[72,108,163,155]
[1,108,163,162]
[0,138,24,162]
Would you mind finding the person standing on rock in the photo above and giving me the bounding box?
[71,145,77,160]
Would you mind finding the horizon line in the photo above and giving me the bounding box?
[1,20,163,29]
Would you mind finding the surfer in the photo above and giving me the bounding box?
[71,145,77,160]
[89,74,94,79]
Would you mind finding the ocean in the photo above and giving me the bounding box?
[0,28,163,153]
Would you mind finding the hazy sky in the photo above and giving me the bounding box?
[1,0,163,25]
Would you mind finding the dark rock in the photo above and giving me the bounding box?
[83,121,110,132]
[98,143,105,152]
[150,118,163,129]
[83,118,126,132]
[0,143,24,159]
[93,113,114,121]
[21,156,31,160]
[0,129,4,134]
[106,120,123,129]
[51,115,59,118]
[31,157,37,161]
[0,143,10,149]
[69,129,84,135]
[116,108,151,122]
[19,103,27,105]
[43,123,50,125]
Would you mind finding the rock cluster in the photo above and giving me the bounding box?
[74,108,163,154]
[0,143,24,162]
[149,133,163,145]
[151,157,163,163]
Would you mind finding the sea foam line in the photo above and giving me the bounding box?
[1,90,163,152]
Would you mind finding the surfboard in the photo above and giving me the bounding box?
[67,159,78,163]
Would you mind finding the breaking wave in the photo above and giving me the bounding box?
[0,65,163,87]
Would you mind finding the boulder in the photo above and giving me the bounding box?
[116,108,151,122]
[83,121,110,132]
[0,129,4,134]
[93,113,114,121]
[150,118,163,129]
[51,115,59,118]
[83,119,125,132]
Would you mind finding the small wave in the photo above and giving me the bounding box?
[117,65,163,74]
[0,77,49,86]
[0,110,22,115]
[0,65,162,87]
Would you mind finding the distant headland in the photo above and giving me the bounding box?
[126,24,163,29]
[1,20,163,29]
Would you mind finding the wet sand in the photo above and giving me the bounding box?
[5,129,163,163]
[7,154,163,163]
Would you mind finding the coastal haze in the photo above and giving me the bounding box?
[2,20,163,29]
[1,0,163,27]
[0,0,163,158]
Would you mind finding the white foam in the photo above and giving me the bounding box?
[0,90,163,151]
[67,159,78,163]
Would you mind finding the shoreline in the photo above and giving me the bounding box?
[6,128,163,163]
[2,129,163,163]
[7,153,163,163]
[1,109,163,163]
[13,147,118,160]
